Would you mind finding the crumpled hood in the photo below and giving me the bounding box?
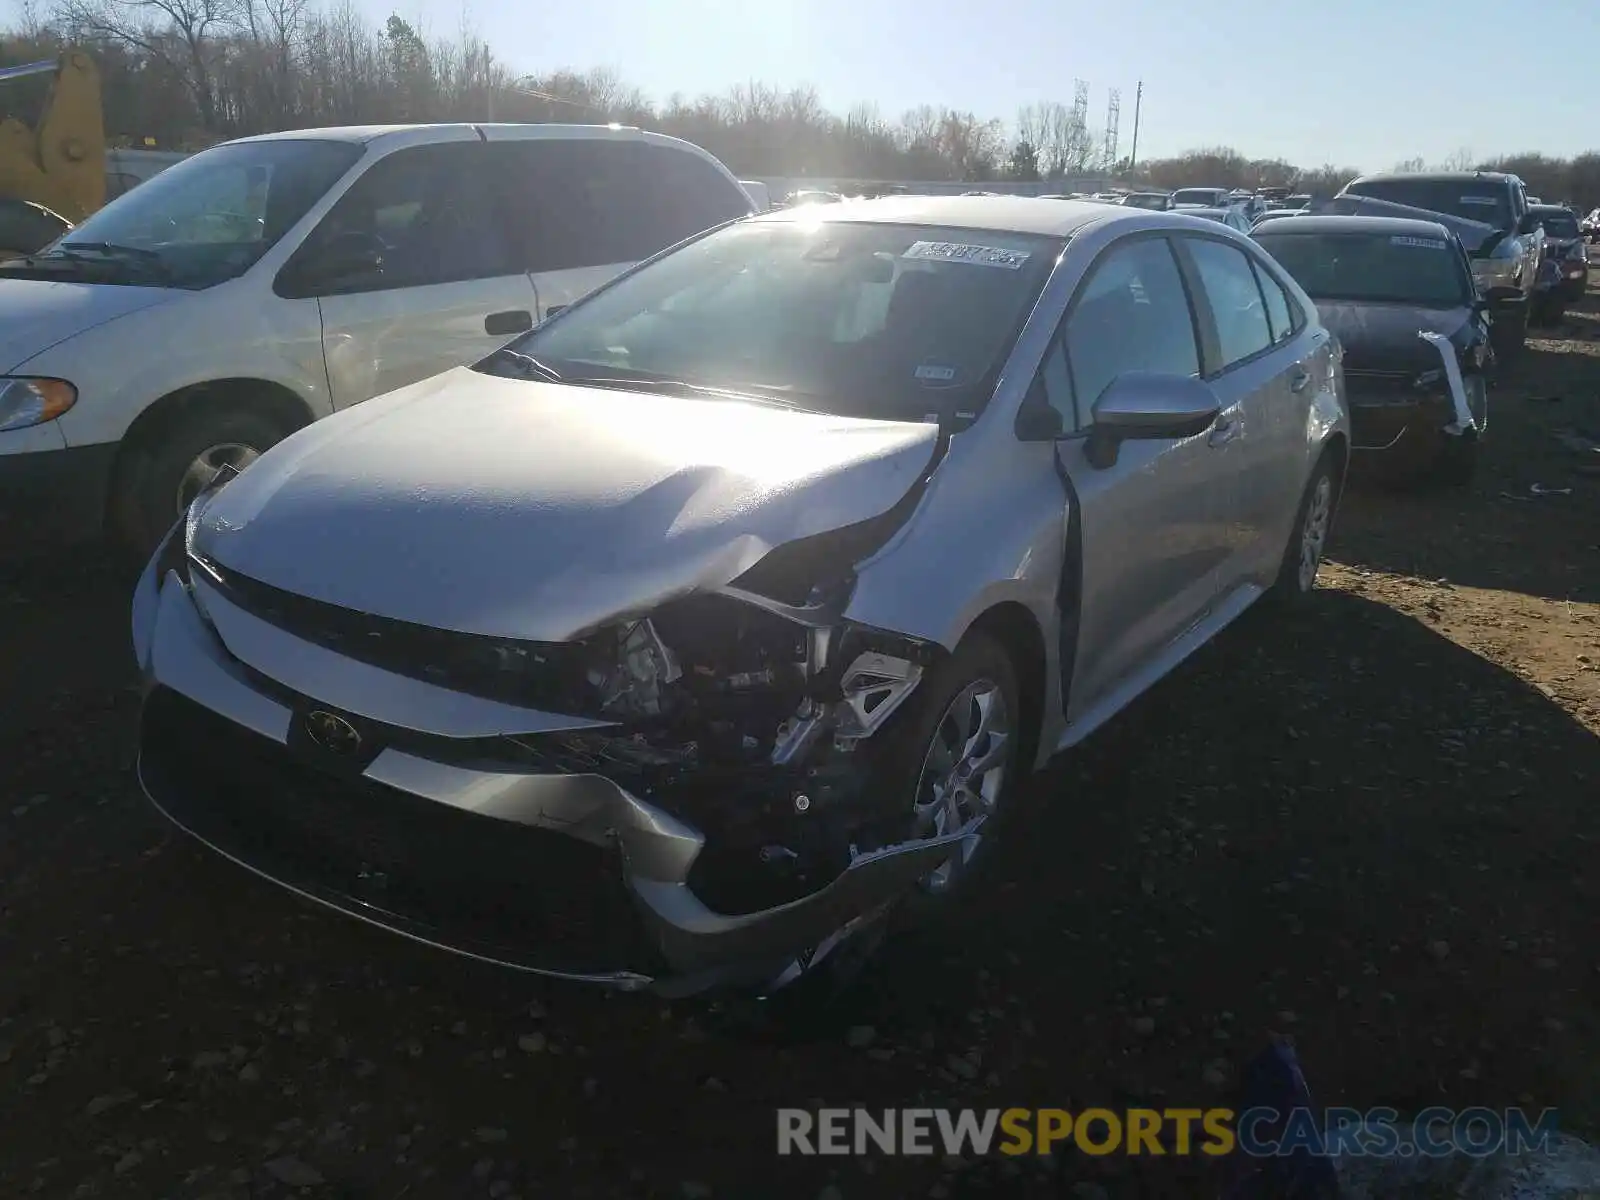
[0,277,181,371]
[194,367,942,642]
[1319,302,1473,375]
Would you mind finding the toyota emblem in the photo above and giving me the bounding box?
[304,709,362,755]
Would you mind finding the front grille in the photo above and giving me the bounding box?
[140,687,664,975]
[199,562,604,715]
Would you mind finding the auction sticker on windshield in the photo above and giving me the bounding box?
[1391,236,1447,249]
[1459,196,1499,206]
[904,241,1031,269]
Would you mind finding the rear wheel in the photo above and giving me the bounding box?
[1268,457,1338,604]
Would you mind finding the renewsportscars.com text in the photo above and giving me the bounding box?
[776,1107,1560,1158]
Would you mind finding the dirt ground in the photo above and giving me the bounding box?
[2,293,1597,1200]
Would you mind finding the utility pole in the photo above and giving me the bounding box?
[1128,81,1143,172]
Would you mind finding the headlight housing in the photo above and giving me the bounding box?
[0,377,76,432]
[1487,237,1522,261]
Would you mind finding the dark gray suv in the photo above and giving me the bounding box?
[1327,171,1543,360]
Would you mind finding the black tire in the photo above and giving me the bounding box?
[118,406,288,561]
[1434,432,1478,487]
[866,630,1023,921]
[1268,455,1339,605]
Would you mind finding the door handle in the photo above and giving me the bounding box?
[1289,368,1312,394]
[1207,415,1240,447]
[484,309,534,336]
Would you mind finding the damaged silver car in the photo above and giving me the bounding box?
[131,196,1350,996]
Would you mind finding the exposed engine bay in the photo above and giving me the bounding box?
[503,590,940,918]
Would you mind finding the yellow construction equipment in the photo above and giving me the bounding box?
[0,51,105,254]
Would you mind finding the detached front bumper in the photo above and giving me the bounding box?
[130,550,960,996]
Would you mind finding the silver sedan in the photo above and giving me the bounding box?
[131,196,1350,997]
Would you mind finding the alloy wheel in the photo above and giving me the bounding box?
[176,442,260,514]
[1298,474,1333,592]
[910,678,1011,895]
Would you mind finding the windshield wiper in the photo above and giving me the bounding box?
[570,375,812,410]
[481,347,562,382]
[58,241,173,280]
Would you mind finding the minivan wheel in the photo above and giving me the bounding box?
[1269,458,1338,604]
[121,407,285,560]
[869,631,1022,918]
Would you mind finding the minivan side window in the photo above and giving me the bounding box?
[282,141,513,295]
[491,139,643,273]
[1184,237,1274,371]
[634,143,754,254]
[1062,235,1201,418]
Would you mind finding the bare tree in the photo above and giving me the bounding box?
[59,0,236,129]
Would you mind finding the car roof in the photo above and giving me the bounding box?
[1348,170,1515,186]
[222,122,655,148]
[1252,214,1455,240]
[748,194,1155,238]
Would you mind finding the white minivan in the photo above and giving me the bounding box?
[0,123,754,555]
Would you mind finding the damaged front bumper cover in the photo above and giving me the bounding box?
[132,558,960,998]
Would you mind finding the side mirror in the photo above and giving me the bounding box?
[1085,372,1221,468]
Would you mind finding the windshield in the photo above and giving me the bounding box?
[1344,179,1510,229]
[26,138,362,289]
[506,219,1062,422]
[1172,189,1223,207]
[1256,231,1471,308]
[1123,193,1168,210]
[1535,210,1580,238]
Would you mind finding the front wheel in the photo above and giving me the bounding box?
[117,406,287,561]
[1268,457,1338,604]
[869,630,1022,918]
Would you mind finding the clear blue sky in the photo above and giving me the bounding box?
[379,0,1600,170]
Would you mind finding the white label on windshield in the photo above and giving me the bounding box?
[1391,236,1447,249]
[1459,196,1498,205]
[903,241,1031,269]
[915,363,957,381]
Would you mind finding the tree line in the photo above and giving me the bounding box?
[3,0,1599,207]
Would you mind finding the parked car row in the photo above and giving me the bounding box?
[4,129,1580,1003]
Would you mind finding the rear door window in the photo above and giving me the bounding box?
[491,139,643,273]
[634,143,753,254]
[1183,237,1274,371]
[1250,258,1298,345]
